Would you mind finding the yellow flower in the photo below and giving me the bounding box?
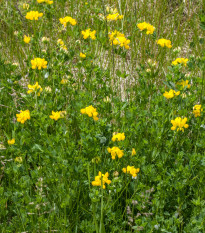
[122,166,140,178]
[57,39,67,51]
[25,11,43,20]
[107,147,124,159]
[156,38,172,48]
[81,29,90,39]
[57,39,64,46]
[31,58,47,70]
[81,29,96,40]
[8,139,15,145]
[59,16,77,27]
[81,105,99,121]
[171,117,189,132]
[24,35,31,43]
[107,13,124,21]
[15,157,23,163]
[49,111,62,121]
[137,22,155,35]
[174,91,180,96]
[80,52,86,58]
[112,132,125,142]
[177,80,191,89]
[163,89,180,99]
[60,79,68,84]
[193,105,203,117]
[27,82,42,96]
[109,30,130,49]
[16,110,30,124]
[163,90,174,99]
[23,3,29,9]
[92,171,111,189]
[172,58,188,67]
[37,0,53,4]
[132,148,136,156]
[89,31,96,40]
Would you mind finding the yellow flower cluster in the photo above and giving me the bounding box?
[16,110,31,124]
[57,39,67,51]
[59,16,77,27]
[31,58,47,70]
[92,171,111,189]
[107,13,123,21]
[163,89,180,99]
[172,58,189,66]
[156,38,172,48]
[37,0,53,4]
[80,105,99,121]
[109,30,130,49]
[171,117,189,132]
[177,80,191,89]
[49,111,64,121]
[8,139,15,145]
[27,82,43,96]
[112,132,125,142]
[25,11,43,20]
[24,35,31,44]
[81,29,96,40]
[122,166,140,178]
[107,147,124,160]
[137,22,155,35]
[80,52,86,58]
[193,105,203,118]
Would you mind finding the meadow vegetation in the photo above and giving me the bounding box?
[0,0,205,232]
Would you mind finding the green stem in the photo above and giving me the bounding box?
[106,179,131,210]
[100,186,104,233]
[35,93,38,110]
[201,63,204,102]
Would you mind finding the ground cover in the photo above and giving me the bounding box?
[0,0,205,232]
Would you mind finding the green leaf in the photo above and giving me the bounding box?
[32,144,43,152]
